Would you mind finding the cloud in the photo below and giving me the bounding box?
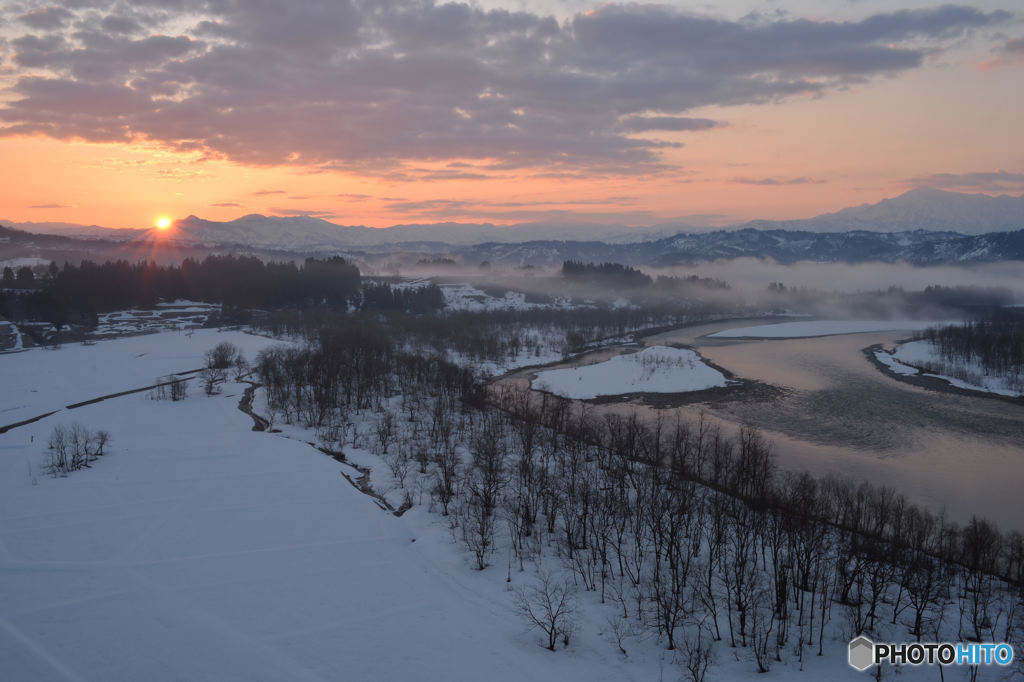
[18,7,73,30]
[384,196,638,212]
[904,170,1024,192]
[0,2,1011,175]
[154,167,212,180]
[28,202,70,208]
[385,199,471,213]
[211,202,241,207]
[729,176,826,185]
[975,36,1024,69]
[382,196,657,224]
[619,116,720,133]
[269,207,338,218]
[253,189,286,196]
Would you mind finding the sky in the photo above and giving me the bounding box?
[0,0,1021,230]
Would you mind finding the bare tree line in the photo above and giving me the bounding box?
[917,313,1024,388]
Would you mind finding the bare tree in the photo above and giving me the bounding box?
[375,411,395,455]
[92,430,111,456]
[200,365,227,395]
[46,424,69,475]
[460,414,508,569]
[432,441,460,516]
[678,620,715,682]
[206,341,240,369]
[168,375,188,401]
[232,353,250,381]
[383,448,412,489]
[515,571,578,651]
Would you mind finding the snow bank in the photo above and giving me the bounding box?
[532,346,729,399]
[884,340,1023,397]
[872,349,919,376]
[709,319,949,339]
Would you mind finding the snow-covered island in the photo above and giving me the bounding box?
[875,340,1023,397]
[709,319,948,339]
[531,346,730,399]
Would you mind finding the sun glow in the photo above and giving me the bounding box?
[155,217,171,230]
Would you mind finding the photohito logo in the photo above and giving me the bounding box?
[848,636,1014,671]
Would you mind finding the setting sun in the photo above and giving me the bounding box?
[155,217,171,230]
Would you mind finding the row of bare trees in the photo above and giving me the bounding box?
[46,423,111,475]
[917,312,1024,385]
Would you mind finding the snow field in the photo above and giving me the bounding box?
[0,328,279,426]
[0,333,678,682]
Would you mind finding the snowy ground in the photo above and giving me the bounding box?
[0,336,679,682]
[531,346,730,399]
[876,340,1023,397]
[0,391,637,681]
[709,319,950,339]
[0,330,989,681]
[0,329,276,427]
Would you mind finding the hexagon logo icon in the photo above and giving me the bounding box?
[849,636,875,671]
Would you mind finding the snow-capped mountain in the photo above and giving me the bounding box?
[739,188,1024,235]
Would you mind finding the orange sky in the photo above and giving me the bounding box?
[1,1,1021,231]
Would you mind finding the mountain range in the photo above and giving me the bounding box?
[458,228,1024,267]
[4,189,1022,252]
[3,189,1024,267]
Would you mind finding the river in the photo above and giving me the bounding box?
[502,320,1024,530]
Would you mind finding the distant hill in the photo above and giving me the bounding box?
[461,229,1024,267]
[162,215,688,250]
[0,220,143,240]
